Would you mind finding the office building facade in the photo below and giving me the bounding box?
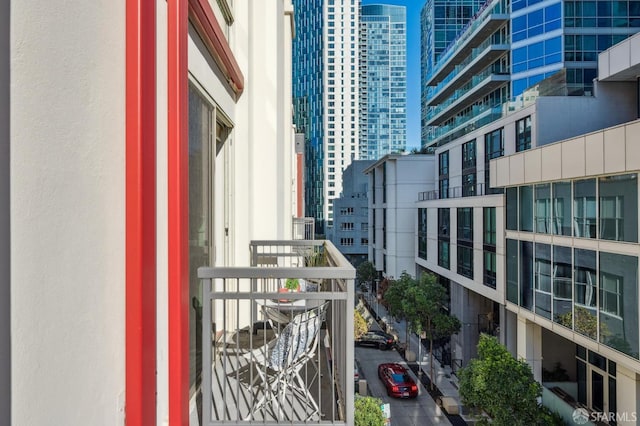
[293,0,359,233]
[359,4,407,160]
[328,160,375,265]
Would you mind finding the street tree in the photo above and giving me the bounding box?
[382,272,460,388]
[458,334,564,425]
[354,310,368,340]
[354,395,385,426]
[356,261,377,287]
[405,272,461,389]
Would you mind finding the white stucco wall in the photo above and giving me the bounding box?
[11,2,126,425]
[0,0,10,423]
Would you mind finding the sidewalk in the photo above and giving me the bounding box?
[358,291,469,425]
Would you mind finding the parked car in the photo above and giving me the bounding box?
[354,360,360,389]
[355,330,396,350]
[377,363,418,398]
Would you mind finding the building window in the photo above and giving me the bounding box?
[418,208,427,260]
[382,163,387,204]
[506,239,519,303]
[339,207,354,215]
[462,141,477,196]
[484,251,497,289]
[340,222,354,231]
[553,181,572,236]
[574,179,597,239]
[506,187,518,230]
[553,246,572,325]
[599,252,638,358]
[483,207,496,288]
[188,83,232,389]
[484,128,504,194]
[534,243,552,319]
[535,183,551,234]
[457,246,473,279]
[361,238,368,246]
[438,208,450,269]
[516,116,532,152]
[599,174,638,243]
[439,151,449,199]
[340,238,354,246]
[383,209,387,249]
[519,185,534,232]
[520,241,534,310]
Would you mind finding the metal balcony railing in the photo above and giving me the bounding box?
[198,240,355,425]
[418,182,504,201]
[292,217,315,240]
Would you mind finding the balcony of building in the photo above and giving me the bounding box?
[425,69,510,127]
[425,0,509,87]
[292,217,315,240]
[418,182,504,202]
[198,240,355,425]
[426,37,509,106]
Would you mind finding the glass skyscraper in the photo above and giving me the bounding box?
[421,0,640,149]
[359,4,407,160]
[512,0,640,96]
[293,0,359,233]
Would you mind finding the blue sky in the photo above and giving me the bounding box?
[362,0,425,150]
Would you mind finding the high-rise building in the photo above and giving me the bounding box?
[421,0,640,150]
[359,4,407,160]
[420,0,485,143]
[511,0,640,96]
[293,0,359,233]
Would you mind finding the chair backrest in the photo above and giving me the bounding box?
[268,303,328,371]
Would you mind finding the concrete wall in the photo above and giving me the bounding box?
[536,84,637,148]
[11,1,126,424]
[0,0,9,423]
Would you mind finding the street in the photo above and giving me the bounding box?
[355,344,451,426]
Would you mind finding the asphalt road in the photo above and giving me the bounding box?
[355,345,451,426]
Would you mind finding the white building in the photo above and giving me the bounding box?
[365,154,436,280]
[2,1,301,425]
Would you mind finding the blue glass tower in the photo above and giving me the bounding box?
[511,0,640,96]
[421,0,640,149]
[359,4,407,160]
[293,0,324,233]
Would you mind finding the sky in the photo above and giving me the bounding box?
[362,0,426,151]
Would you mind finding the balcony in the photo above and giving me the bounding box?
[418,183,503,201]
[426,0,509,86]
[198,240,355,425]
[292,217,315,240]
[426,39,509,106]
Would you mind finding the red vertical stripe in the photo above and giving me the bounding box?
[168,0,190,424]
[126,0,156,425]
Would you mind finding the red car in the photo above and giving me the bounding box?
[377,363,418,398]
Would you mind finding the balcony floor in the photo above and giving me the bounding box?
[204,326,339,424]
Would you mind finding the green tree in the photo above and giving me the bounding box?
[382,272,461,388]
[354,310,368,340]
[356,261,377,286]
[354,395,385,426]
[459,334,549,426]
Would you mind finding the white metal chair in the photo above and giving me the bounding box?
[244,302,328,421]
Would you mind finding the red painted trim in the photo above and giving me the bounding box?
[126,0,156,425]
[168,0,190,424]
[188,0,244,95]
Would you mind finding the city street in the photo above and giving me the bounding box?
[355,344,451,426]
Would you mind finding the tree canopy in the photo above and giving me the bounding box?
[459,334,553,425]
[354,395,385,426]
